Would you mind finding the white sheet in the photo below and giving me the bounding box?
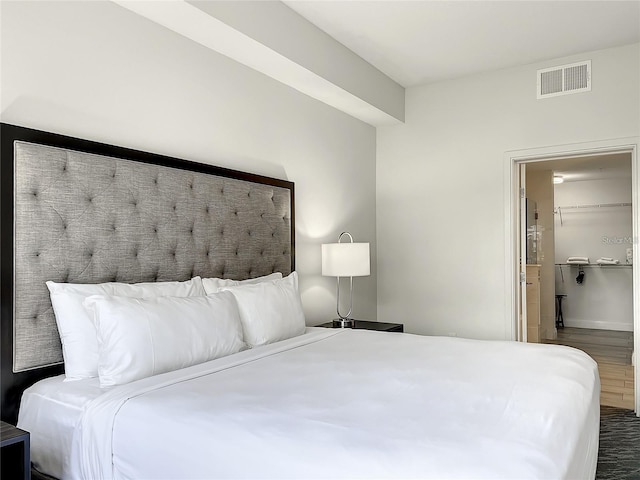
[17,375,102,479]
[60,328,599,480]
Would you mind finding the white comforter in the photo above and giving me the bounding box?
[67,328,600,480]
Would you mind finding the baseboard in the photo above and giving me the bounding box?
[563,319,633,332]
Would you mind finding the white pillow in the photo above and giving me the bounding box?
[220,271,306,347]
[83,292,245,387]
[46,277,206,381]
[201,272,283,295]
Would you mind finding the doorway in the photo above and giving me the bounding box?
[527,153,633,409]
[504,137,640,414]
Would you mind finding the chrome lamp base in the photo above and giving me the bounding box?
[332,318,354,328]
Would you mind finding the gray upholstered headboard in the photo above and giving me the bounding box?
[1,123,295,422]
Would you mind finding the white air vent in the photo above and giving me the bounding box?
[537,60,591,99]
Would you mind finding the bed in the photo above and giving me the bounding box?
[1,123,600,479]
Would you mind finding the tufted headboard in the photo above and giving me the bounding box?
[0,123,295,423]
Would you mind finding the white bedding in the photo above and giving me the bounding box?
[22,328,600,480]
[18,375,102,479]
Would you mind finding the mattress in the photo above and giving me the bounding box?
[17,375,102,479]
[21,328,600,480]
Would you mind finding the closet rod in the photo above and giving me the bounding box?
[555,202,631,211]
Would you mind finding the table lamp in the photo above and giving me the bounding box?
[322,232,370,328]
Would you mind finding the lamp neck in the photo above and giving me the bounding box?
[336,276,354,320]
[336,231,355,320]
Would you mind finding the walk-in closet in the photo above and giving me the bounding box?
[526,153,634,409]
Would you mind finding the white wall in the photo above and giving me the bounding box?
[555,177,633,331]
[0,1,378,325]
[377,43,640,339]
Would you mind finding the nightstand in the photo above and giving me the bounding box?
[317,320,403,333]
[1,421,31,480]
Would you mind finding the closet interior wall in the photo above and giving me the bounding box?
[554,177,633,332]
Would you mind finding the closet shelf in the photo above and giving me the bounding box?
[554,202,631,212]
[555,263,632,268]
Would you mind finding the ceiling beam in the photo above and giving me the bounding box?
[112,0,404,126]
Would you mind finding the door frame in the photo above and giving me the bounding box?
[517,163,528,343]
[504,136,640,413]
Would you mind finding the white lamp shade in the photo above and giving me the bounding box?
[322,242,370,277]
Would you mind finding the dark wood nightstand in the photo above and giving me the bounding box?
[317,320,403,333]
[1,421,31,480]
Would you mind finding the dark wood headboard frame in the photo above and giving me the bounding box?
[0,123,295,424]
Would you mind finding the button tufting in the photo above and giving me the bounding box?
[14,147,297,374]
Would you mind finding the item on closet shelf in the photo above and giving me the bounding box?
[596,257,620,265]
[627,248,633,265]
[566,256,589,265]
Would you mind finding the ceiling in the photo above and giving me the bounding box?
[283,0,640,87]
[281,1,638,182]
[115,1,640,126]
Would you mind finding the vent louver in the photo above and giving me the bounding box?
[537,60,591,99]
